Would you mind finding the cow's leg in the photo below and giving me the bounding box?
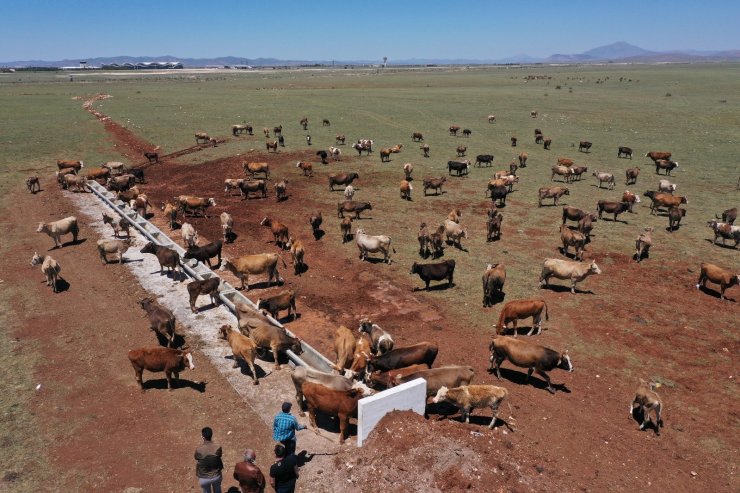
[536,369,555,394]
[272,345,281,370]
[248,359,259,385]
[134,367,144,390]
[570,278,577,294]
[489,401,501,429]
[462,407,470,424]
[308,407,318,433]
[165,370,174,390]
[493,356,505,378]
[338,414,348,444]
[654,403,662,435]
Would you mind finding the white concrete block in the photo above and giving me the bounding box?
[357,378,427,447]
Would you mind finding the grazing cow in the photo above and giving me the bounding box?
[328,146,342,160]
[302,382,362,445]
[696,262,740,300]
[379,148,392,162]
[543,138,552,150]
[333,325,357,372]
[634,227,654,263]
[433,385,511,430]
[273,125,283,136]
[296,161,313,177]
[551,165,573,183]
[494,299,548,336]
[510,136,517,147]
[444,219,468,249]
[243,162,271,180]
[187,277,221,313]
[97,238,133,264]
[356,228,394,263]
[482,263,506,307]
[335,134,346,144]
[658,179,677,194]
[420,144,430,157]
[343,185,355,200]
[260,217,289,248]
[621,190,641,213]
[274,179,288,201]
[449,125,460,136]
[560,225,587,260]
[300,117,309,129]
[139,297,176,347]
[397,366,476,399]
[220,254,286,291]
[489,335,573,394]
[175,196,216,218]
[518,152,528,167]
[412,132,424,142]
[562,207,595,225]
[263,128,270,139]
[631,379,664,435]
[309,212,323,239]
[707,220,740,248]
[667,207,686,232]
[401,163,414,182]
[423,176,447,196]
[487,212,503,242]
[618,146,633,159]
[716,207,737,225]
[248,322,302,370]
[218,325,259,384]
[538,187,570,207]
[30,252,62,293]
[400,180,413,200]
[329,172,359,191]
[488,114,496,123]
[429,224,446,258]
[456,145,467,157]
[358,319,394,356]
[498,174,519,192]
[257,289,298,321]
[625,167,641,185]
[365,342,439,377]
[337,200,372,219]
[462,128,472,137]
[410,259,455,290]
[655,159,679,175]
[231,124,249,136]
[540,258,601,294]
[37,216,79,248]
[57,159,84,171]
[102,161,126,176]
[180,222,198,248]
[489,184,508,207]
[26,176,40,193]
[140,242,183,280]
[475,154,494,167]
[557,157,574,167]
[239,180,268,199]
[220,212,233,243]
[417,222,431,258]
[183,240,223,268]
[128,347,194,391]
[597,200,631,221]
[448,160,470,176]
[195,132,211,144]
[224,178,246,196]
[265,140,278,153]
[643,191,688,215]
[645,151,672,163]
[287,236,305,275]
[340,217,353,243]
[535,132,544,144]
[161,202,178,230]
[578,141,592,152]
[321,119,330,126]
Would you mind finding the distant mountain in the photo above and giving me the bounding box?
[582,42,657,59]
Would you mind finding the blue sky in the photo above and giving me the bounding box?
[2,0,738,61]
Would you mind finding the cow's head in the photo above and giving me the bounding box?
[139,242,155,254]
[681,196,688,204]
[410,263,420,275]
[432,386,449,404]
[208,198,216,207]
[558,351,573,372]
[589,261,602,275]
[36,222,46,233]
[731,275,740,288]
[352,381,374,397]
[355,228,366,237]
[290,338,303,355]
[30,252,42,266]
[183,351,195,370]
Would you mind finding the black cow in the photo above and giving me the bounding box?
[579,141,592,152]
[316,150,328,164]
[618,146,633,159]
[130,168,145,183]
[475,154,494,167]
[447,160,470,176]
[143,152,159,164]
[187,277,221,313]
[490,185,508,207]
[597,200,631,222]
[183,240,223,268]
[410,259,455,290]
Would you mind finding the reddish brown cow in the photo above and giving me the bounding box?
[302,382,363,444]
[494,299,548,337]
[128,347,194,391]
[645,151,671,162]
[697,262,740,300]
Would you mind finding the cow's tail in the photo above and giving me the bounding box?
[544,301,549,321]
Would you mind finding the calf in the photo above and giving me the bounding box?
[296,161,313,177]
[634,227,653,263]
[97,238,133,264]
[420,144,430,157]
[486,212,503,242]
[482,263,506,307]
[37,216,79,249]
[187,277,221,313]
[30,252,62,293]
[625,167,640,185]
[287,237,305,275]
[102,212,130,238]
[309,212,323,240]
[274,179,288,201]
[543,138,552,150]
[667,207,686,232]
[597,200,630,222]
[716,207,737,225]
[433,385,511,430]
[340,217,353,243]
[220,212,233,243]
[128,347,194,391]
[219,325,259,384]
[494,299,548,336]
[344,185,355,200]
[26,176,41,193]
[410,259,456,291]
[696,262,740,300]
[631,379,663,435]
[181,222,198,248]
[260,217,289,248]
[302,382,363,444]
[140,242,183,280]
[257,289,298,321]
[578,214,596,242]
[184,240,223,268]
[429,224,446,258]
[618,146,633,159]
[489,335,573,394]
[161,202,178,230]
[139,297,176,347]
[540,258,601,294]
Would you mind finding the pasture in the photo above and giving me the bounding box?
[1,64,738,491]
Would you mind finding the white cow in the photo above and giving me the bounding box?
[30,252,62,292]
[37,216,79,248]
[355,229,394,264]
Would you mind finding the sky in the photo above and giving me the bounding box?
[2,0,738,62]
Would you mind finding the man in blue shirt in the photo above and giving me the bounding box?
[272,402,305,456]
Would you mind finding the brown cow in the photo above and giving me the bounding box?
[219,325,259,384]
[333,325,357,372]
[400,180,413,200]
[597,200,631,222]
[256,289,298,321]
[643,191,687,215]
[696,262,740,300]
[139,297,177,348]
[302,382,363,444]
[494,299,548,336]
[287,236,305,275]
[274,180,288,201]
[538,186,570,207]
[625,167,641,185]
[482,263,506,307]
[128,347,194,391]
[432,385,511,429]
[187,277,221,313]
[667,207,686,232]
[518,152,528,167]
[449,125,460,136]
[645,151,671,163]
[296,161,313,177]
[139,242,182,281]
[340,216,353,243]
[560,224,587,260]
[57,159,84,171]
[220,254,286,291]
[260,217,289,248]
[249,323,302,370]
[557,157,574,167]
[634,227,654,263]
[631,379,664,435]
[417,222,431,257]
[423,177,447,196]
[368,364,429,389]
[621,190,641,213]
[337,201,372,219]
[329,172,359,191]
[396,366,475,398]
[243,162,271,180]
[266,140,278,152]
[489,335,573,394]
[486,212,503,242]
[716,207,737,225]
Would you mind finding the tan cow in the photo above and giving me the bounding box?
[333,325,357,372]
[560,224,587,261]
[243,162,271,179]
[30,252,62,293]
[631,379,663,435]
[432,385,512,430]
[286,236,305,275]
[634,227,653,263]
[97,238,134,264]
[37,216,79,248]
[219,325,259,384]
[539,258,601,294]
[220,254,286,291]
[482,263,506,307]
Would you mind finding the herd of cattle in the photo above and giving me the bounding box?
[28,111,738,443]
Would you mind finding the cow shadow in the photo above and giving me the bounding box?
[363,256,389,265]
[154,332,187,349]
[294,263,309,275]
[194,300,221,313]
[49,277,70,293]
[152,269,185,282]
[414,282,455,292]
[243,280,284,291]
[497,326,542,337]
[697,285,735,301]
[310,411,357,439]
[559,248,582,260]
[489,367,570,393]
[142,378,206,393]
[633,250,650,262]
[255,348,293,367]
[50,238,87,251]
[484,290,506,306]
[225,231,238,243]
[424,191,446,197]
[541,284,594,295]
[704,239,739,250]
[225,356,271,380]
[171,222,183,231]
[602,217,628,224]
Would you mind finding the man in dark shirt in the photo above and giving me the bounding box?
[269,443,299,493]
[234,448,266,493]
[195,426,224,493]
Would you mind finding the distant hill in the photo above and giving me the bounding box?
[2,42,739,68]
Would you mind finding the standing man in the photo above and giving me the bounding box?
[195,427,224,493]
[234,448,266,493]
[269,443,299,493]
[272,402,305,457]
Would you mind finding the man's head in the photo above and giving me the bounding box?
[281,402,292,413]
[274,443,286,458]
[201,427,213,441]
[244,448,256,463]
